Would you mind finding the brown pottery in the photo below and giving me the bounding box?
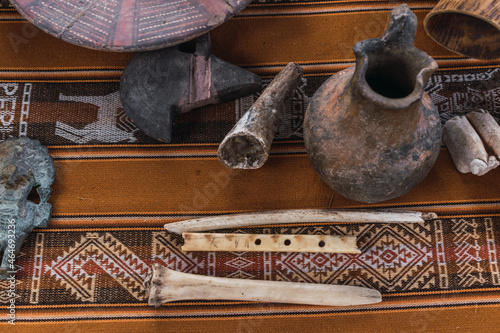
[424,0,500,59]
[304,5,442,203]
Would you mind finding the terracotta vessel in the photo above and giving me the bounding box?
[304,5,442,204]
[424,0,500,59]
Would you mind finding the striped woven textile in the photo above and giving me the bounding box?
[1,0,500,331]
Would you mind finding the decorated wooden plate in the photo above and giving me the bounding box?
[10,0,252,51]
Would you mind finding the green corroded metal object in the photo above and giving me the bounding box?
[0,137,54,279]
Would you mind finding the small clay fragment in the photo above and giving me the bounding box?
[0,137,55,279]
[218,62,304,169]
[443,115,499,175]
[466,109,500,157]
[120,34,262,142]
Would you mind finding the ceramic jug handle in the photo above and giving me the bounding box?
[381,4,418,48]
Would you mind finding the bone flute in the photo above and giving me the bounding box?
[165,209,437,234]
[181,232,360,253]
[218,62,304,169]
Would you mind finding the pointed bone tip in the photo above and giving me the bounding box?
[353,289,382,305]
[164,224,183,234]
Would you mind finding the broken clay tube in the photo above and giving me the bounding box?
[466,109,500,158]
[443,114,499,175]
[217,62,303,169]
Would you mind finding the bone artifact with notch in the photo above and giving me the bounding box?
[146,264,381,307]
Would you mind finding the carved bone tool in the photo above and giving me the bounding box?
[165,209,437,234]
[120,33,262,142]
[146,264,381,307]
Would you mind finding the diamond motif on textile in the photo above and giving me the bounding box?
[46,232,150,302]
[273,225,434,291]
[225,255,255,270]
[359,228,428,283]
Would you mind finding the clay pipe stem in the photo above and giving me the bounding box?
[146,264,381,306]
[218,62,303,169]
[181,232,361,253]
[165,209,438,234]
[466,109,500,158]
[443,115,499,175]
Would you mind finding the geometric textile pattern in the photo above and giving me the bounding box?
[45,233,150,302]
[2,217,500,306]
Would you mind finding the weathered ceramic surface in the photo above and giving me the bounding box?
[120,34,262,142]
[304,5,442,203]
[425,0,500,59]
[218,62,303,169]
[0,137,54,279]
[10,0,252,51]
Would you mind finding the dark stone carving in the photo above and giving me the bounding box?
[120,34,262,142]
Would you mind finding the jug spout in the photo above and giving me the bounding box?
[352,4,438,111]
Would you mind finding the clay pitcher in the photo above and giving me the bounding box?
[304,5,442,203]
